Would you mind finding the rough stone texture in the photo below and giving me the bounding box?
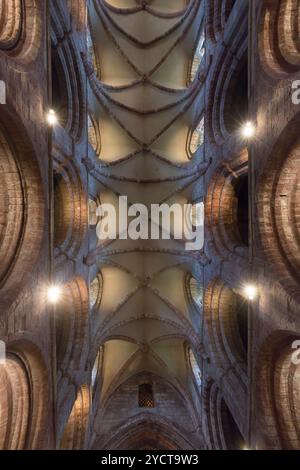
[203,0,300,450]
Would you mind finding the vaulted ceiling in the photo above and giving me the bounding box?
[85,0,207,449]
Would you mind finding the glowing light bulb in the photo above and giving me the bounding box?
[241,121,255,138]
[47,285,61,303]
[244,284,257,301]
[46,109,58,126]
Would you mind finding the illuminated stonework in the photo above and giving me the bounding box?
[0,0,298,452]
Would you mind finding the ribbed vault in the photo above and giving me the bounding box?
[86,0,208,449]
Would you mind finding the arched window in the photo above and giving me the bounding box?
[88,198,98,227]
[191,200,204,228]
[88,114,101,155]
[188,275,203,311]
[89,273,103,309]
[189,116,205,156]
[188,348,202,389]
[0,341,5,362]
[138,383,154,408]
[87,25,96,68]
[87,20,99,76]
[189,24,205,83]
[91,347,103,390]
